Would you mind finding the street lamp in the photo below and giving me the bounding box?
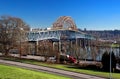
[19,28,23,58]
[110,41,116,79]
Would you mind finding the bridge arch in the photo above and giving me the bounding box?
[52,16,77,30]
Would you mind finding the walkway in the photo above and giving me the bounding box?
[0,59,106,79]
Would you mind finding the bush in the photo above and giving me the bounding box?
[102,51,116,72]
[111,51,117,71]
[102,51,109,71]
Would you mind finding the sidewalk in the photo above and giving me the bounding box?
[0,59,106,79]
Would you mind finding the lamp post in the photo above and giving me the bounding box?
[19,28,23,58]
[110,41,116,79]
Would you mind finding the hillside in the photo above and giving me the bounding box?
[80,29,120,41]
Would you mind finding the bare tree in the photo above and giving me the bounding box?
[0,15,29,56]
[69,41,80,64]
[38,40,55,62]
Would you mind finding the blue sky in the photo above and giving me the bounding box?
[0,0,120,30]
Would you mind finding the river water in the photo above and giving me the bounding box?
[94,47,120,61]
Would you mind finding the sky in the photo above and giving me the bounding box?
[0,0,120,30]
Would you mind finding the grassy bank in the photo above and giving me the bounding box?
[0,64,71,79]
[1,56,120,79]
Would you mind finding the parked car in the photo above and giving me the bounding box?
[68,56,76,63]
[9,49,19,54]
[60,54,76,63]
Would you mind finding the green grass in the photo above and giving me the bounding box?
[26,62,120,79]
[111,44,119,48]
[15,58,120,79]
[0,64,71,79]
[1,56,120,79]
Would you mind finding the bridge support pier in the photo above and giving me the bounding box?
[35,41,38,55]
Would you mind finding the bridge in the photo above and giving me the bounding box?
[27,16,97,60]
[27,29,95,42]
[27,16,95,42]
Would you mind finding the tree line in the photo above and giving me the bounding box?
[81,29,120,41]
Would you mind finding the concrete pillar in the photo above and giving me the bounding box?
[53,42,55,51]
[56,41,60,63]
[35,41,38,55]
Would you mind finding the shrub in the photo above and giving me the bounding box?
[102,51,109,71]
[101,51,116,72]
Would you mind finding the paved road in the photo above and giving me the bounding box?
[0,59,106,79]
